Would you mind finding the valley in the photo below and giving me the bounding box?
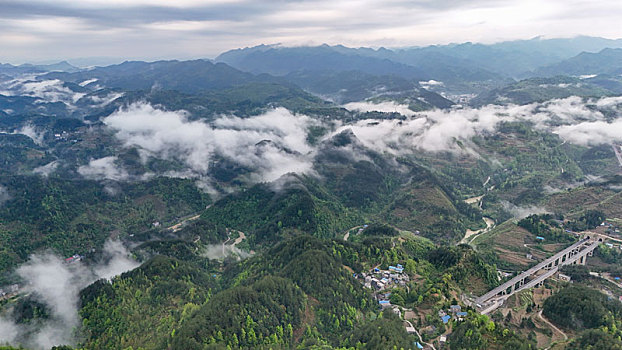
[1,36,622,350]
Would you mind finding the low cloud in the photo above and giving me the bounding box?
[78,79,98,87]
[14,124,45,146]
[0,318,18,346]
[0,79,85,106]
[86,91,124,107]
[334,103,519,154]
[333,96,622,156]
[201,244,252,261]
[104,103,316,183]
[77,156,129,181]
[419,80,444,89]
[594,96,622,109]
[0,185,10,207]
[501,200,549,219]
[0,240,138,349]
[93,240,140,280]
[90,96,622,190]
[33,161,60,177]
[553,119,622,146]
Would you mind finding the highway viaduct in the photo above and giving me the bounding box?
[475,235,604,313]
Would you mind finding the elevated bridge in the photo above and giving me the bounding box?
[476,236,602,311]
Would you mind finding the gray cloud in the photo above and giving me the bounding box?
[0,0,621,63]
[201,244,252,261]
[554,119,622,146]
[93,239,140,280]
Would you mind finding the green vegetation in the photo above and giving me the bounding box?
[0,176,211,280]
[344,310,414,349]
[73,233,510,349]
[199,177,361,246]
[559,265,592,282]
[518,214,574,242]
[172,276,305,349]
[471,77,613,106]
[3,47,622,350]
[566,209,606,231]
[79,256,216,349]
[567,328,622,349]
[543,285,622,330]
[448,313,534,350]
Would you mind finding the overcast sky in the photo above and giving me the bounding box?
[1,0,621,64]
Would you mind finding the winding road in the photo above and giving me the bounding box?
[343,226,363,241]
[222,229,247,255]
[404,318,437,350]
[538,310,567,341]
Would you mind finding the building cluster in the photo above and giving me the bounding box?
[360,264,410,292]
[53,130,80,143]
[601,221,621,236]
[53,131,70,140]
[0,284,19,299]
[438,305,468,324]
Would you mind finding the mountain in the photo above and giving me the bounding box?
[384,36,622,79]
[216,44,509,96]
[216,38,622,96]
[583,74,622,94]
[470,76,614,106]
[22,61,81,73]
[284,69,455,107]
[0,61,81,77]
[3,40,622,350]
[220,38,622,80]
[217,44,427,79]
[44,59,281,94]
[534,48,622,77]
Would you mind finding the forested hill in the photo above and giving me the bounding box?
[76,234,526,349]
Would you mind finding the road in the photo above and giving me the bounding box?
[222,236,231,255]
[480,298,505,315]
[167,214,201,232]
[222,229,247,255]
